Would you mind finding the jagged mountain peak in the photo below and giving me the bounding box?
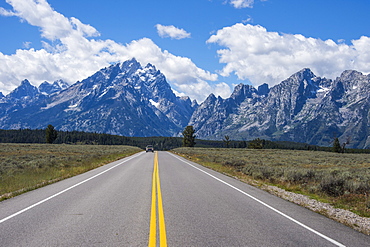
[85,59,164,89]
[134,62,164,84]
[278,68,318,89]
[79,59,144,91]
[144,62,156,71]
[296,68,316,79]
[39,81,52,93]
[330,69,370,101]
[8,79,39,100]
[230,84,257,101]
[338,70,364,81]
[271,68,322,99]
[204,93,217,103]
[337,70,370,90]
[75,59,176,108]
[119,57,141,75]
[53,79,69,89]
[39,79,69,95]
[20,79,31,86]
[191,99,198,108]
[257,83,270,96]
[296,68,316,80]
[180,96,191,102]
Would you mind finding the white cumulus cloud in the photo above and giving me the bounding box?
[3,0,100,40]
[0,6,15,16]
[228,0,267,9]
[0,0,217,102]
[174,79,231,101]
[230,0,255,8]
[155,24,191,40]
[207,23,370,87]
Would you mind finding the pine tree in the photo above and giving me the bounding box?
[182,126,196,147]
[223,135,231,148]
[45,125,58,144]
[333,137,341,153]
[248,138,265,149]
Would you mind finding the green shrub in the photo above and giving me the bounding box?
[346,180,370,194]
[320,176,346,196]
[285,169,317,184]
[223,160,245,167]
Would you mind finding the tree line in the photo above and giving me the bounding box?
[0,127,198,150]
[0,126,235,150]
[1,126,369,153]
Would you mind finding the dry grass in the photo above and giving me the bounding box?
[0,143,142,200]
[172,147,370,217]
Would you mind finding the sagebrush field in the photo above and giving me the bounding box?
[0,143,141,200]
[172,147,370,217]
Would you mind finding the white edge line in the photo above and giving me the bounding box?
[168,152,346,247]
[0,152,144,224]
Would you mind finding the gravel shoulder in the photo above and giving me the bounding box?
[259,183,370,235]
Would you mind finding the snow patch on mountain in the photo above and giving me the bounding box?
[149,99,160,108]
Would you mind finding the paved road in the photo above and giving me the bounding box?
[0,151,369,246]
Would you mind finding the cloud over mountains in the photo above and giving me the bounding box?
[1,0,370,102]
[0,0,220,102]
[207,23,370,87]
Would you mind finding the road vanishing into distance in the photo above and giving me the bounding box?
[1,151,369,246]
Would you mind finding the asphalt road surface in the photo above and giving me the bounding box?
[0,151,369,246]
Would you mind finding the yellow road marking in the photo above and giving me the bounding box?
[148,154,157,247]
[149,152,167,247]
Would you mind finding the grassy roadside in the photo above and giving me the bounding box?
[172,147,370,218]
[0,143,142,201]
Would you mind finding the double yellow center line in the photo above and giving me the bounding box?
[148,152,167,247]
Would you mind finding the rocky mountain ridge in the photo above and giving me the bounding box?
[191,68,370,148]
[0,58,196,136]
[0,59,368,148]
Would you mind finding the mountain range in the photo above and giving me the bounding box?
[0,58,369,148]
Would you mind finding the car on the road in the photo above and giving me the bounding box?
[146,145,154,152]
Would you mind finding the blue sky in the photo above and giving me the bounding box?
[0,0,370,102]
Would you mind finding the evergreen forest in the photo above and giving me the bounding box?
[0,128,369,153]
